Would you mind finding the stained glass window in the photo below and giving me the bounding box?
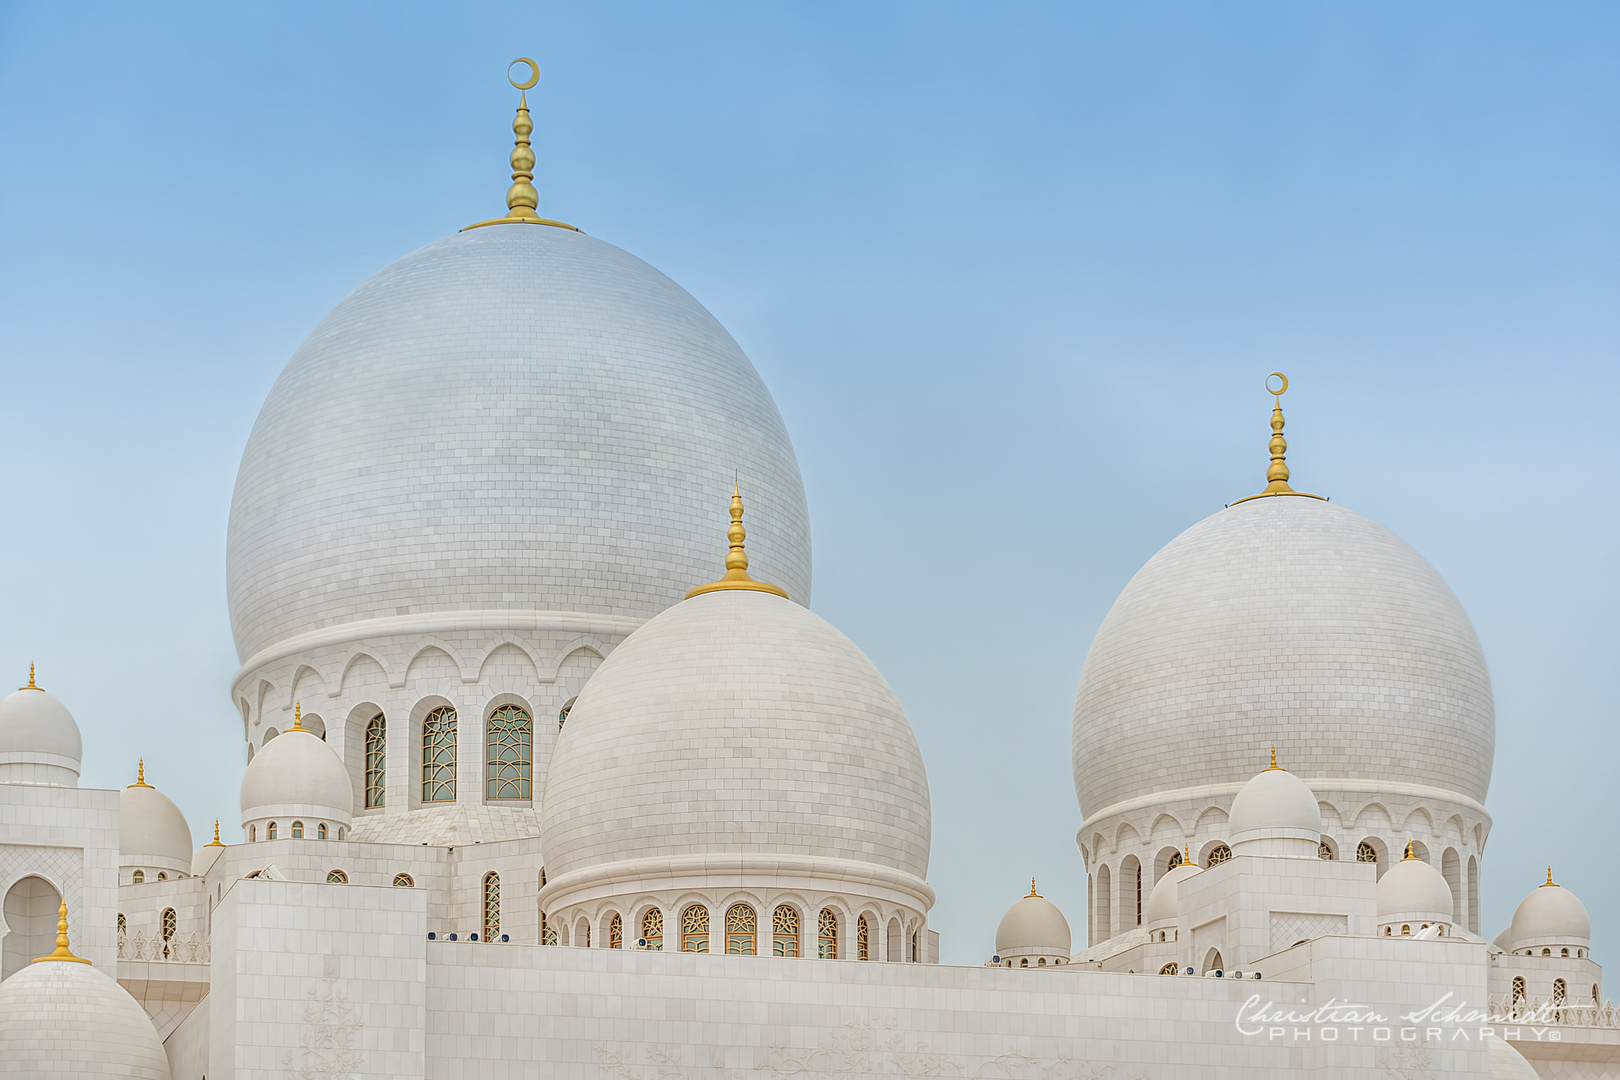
[610,913,623,949]
[422,706,457,803]
[773,905,800,957]
[726,904,756,955]
[857,915,869,960]
[485,705,533,801]
[364,713,386,808]
[482,872,500,942]
[817,908,837,959]
[643,909,663,951]
[682,905,709,953]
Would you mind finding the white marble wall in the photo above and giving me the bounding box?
[0,781,119,974]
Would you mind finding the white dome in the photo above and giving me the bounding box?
[1487,1036,1541,1080]
[191,842,225,878]
[226,223,811,667]
[1074,496,1494,819]
[0,680,81,785]
[994,890,1071,957]
[540,587,931,909]
[120,772,194,879]
[1229,764,1322,858]
[0,952,170,1078]
[1508,873,1590,952]
[1144,861,1202,927]
[240,726,354,830]
[1376,853,1454,924]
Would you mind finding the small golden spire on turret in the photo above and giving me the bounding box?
[292,702,303,731]
[1544,866,1557,887]
[33,899,90,964]
[1403,839,1417,861]
[685,484,790,600]
[1266,746,1280,771]
[207,820,224,847]
[131,760,151,788]
[1232,373,1325,505]
[1027,877,1040,898]
[463,59,582,233]
[1183,843,1194,869]
[19,663,39,691]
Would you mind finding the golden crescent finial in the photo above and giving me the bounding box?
[1267,371,1288,396]
[33,899,89,964]
[1231,372,1323,506]
[685,485,789,600]
[508,57,540,91]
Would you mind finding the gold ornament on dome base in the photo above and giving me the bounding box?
[33,900,90,965]
[685,485,789,600]
[463,58,583,233]
[1230,371,1325,505]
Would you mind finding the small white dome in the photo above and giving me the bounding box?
[1377,852,1454,924]
[0,947,170,1078]
[240,724,353,832]
[191,839,226,878]
[1487,1036,1541,1080]
[1508,872,1591,952]
[120,768,194,879]
[0,678,82,786]
[1144,860,1203,927]
[1228,763,1321,858]
[994,888,1071,958]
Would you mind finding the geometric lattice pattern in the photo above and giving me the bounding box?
[1269,911,1348,953]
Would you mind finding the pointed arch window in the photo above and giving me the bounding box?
[643,909,663,951]
[1554,978,1567,1005]
[482,872,500,941]
[681,905,709,953]
[485,705,533,801]
[117,913,126,935]
[773,906,800,957]
[1512,976,1526,1001]
[161,908,177,958]
[818,909,838,959]
[422,706,457,803]
[726,904,756,955]
[364,713,386,808]
[857,915,870,960]
[610,913,623,949]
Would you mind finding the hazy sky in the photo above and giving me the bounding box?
[1,3,1616,966]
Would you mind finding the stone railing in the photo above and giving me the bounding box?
[1488,995,1620,1029]
[117,930,210,964]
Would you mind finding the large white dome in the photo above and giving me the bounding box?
[240,726,354,831]
[994,891,1072,959]
[1073,495,1494,819]
[539,586,932,907]
[0,678,81,785]
[226,223,811,665]
[120,770,194,880]
[1507,874,1590,952]
[0,947,170,1078]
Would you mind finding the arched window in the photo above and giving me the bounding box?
[485,705,533,801]
[364,713,386,808]
[248,824,256,842]
[326,870,348,884]
[1554,978,1567,1004]
[818,909,838,959]
[156,872,167,881]
[558,697,576,730]
[1160,962,1179,975]
[421,706,457,803]
[482,872,500,942]
[117,913,126,935]
[609,913,622,949]
[1543,948,1552,956]
[161,908,177,958]
[1512,976,1526,1001]
[1594,983,1601,1003]
[1038,957,1046,966]
[1205,845,1232,867]
[726,904,757,955]
[681,905,709,953]
[133,869,144,884]
[643,909,663,951]
[1356,841,1378,864]
[393,873,413,887]
[1021,958,1029,967]
[912,930,920,962]
[1318,840,1334,860]
[1401,924,1411,936]
[773,906,800,957]
[1167,849,1183,870]
[267,821,278,840]
[541,911,557,946]
[1562,947,1570,957]
[1384,927,1391,936]
[857,915,870,960]
[291,820,304,839]
[317,823,328,840]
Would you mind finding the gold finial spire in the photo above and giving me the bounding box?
[1544,866,1557,887]
[1231,372,1324,505]
[463,59,582,233]
[1403,839,1417,861]
[1182,843,1193,869]
[19,663,39,691]
[33,899,90,964]
[130,759,151,788]
[207,819,224,847]
[1266,746,1280,771]
[1027,877,1040,898]
[292,702,303,731]
[685,484,790,600]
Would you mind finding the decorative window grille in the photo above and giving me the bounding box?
[364,713,386,808]
[422,707,457,802]
[773,906,800,957]
[1319,840,1334,860]
[393,873,413,888]
[1512,977,1525,1001]
[726,904,756,955]
[326,869,347,884]
[117,913,126,934]
[161,908,176,958]
[1206,845,1232,867]
[1555,979,1567,1005]
[541,911,556,946]
[681,905,709,953]
[1160,962,1179,975]
[482,872,500,941]
[1356,841,1378,864]
[1167,850,1183,870]
[485,705,533,801]
[558,697,575,730]
[610,913,623,949]
[857,915,870,960]
[643,909,663,951]
[817,909,838,959]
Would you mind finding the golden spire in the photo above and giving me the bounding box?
[130,759,151,788]
[292,702,303,731]
[1027,877,1040,898]
[33,899,90,964]
[207,819,224,847]
[1231,372,1324,505]
[19,663,39,691]
[1265,746,1280,771]
[1183,843,1193,869]
[1403,840,1417,861]
[463,59,582,233]
[685,484,790,600]
[1544,866,1557,887]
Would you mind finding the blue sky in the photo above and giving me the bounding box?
[1,2,1616,966]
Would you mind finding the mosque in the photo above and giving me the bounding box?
[0,62,1612,1080]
